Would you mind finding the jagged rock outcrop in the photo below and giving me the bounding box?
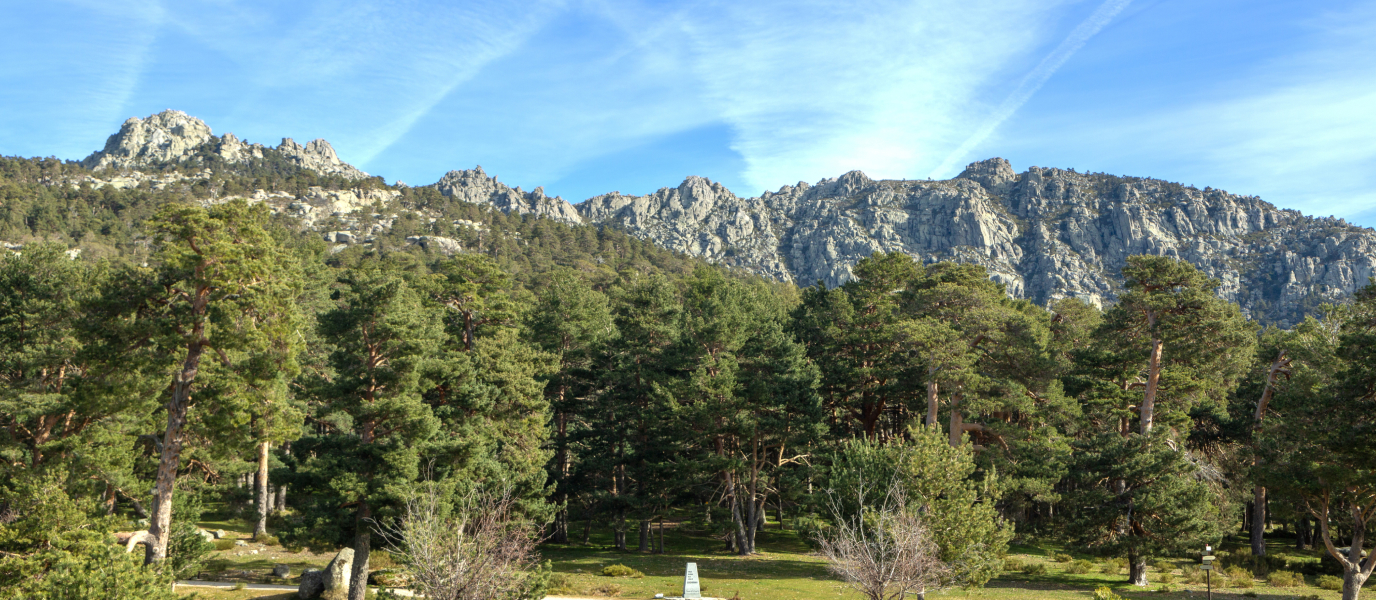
[83,110,370,180]
[82,110,213,171]
[570,158,1376,327]
[431,167,582,226]
[276,137,370,180]
[579,176,791,281]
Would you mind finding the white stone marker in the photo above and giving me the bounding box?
[683,562,702,599]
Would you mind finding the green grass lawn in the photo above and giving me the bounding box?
[188,513,1343,600]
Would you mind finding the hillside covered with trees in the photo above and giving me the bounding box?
[3,152,1376,600]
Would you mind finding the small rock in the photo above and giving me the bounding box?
[213,529,227,539]
[198,529,215,542]
[251,549,259,555]
[274,564,291,578]
[235,540,248,547]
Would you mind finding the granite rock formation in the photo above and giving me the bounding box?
[568,158,1376,327]
[83,110,370,180]
[430,167,583,225]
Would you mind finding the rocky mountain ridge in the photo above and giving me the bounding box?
[82,110,371,180]
[570,158,1376,326]
[39,111,1376,326]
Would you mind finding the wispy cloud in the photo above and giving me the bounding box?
[1000,1,1376,224]
[667,0,1081,192]
[0,0,164,158]
[929,0,1130,178]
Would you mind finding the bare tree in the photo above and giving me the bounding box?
[378,483,544,600]
[816,482,953,600]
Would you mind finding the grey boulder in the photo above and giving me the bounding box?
[298,569,324,599]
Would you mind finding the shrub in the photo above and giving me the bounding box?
[1066,560,1093,574]
[1319,575,1344,590]
[601,564,645,578]
[1242,591,1258,598]
[1155,584,1174,594]
[232,582,246,591]
[593,583,623,596]
[1224,565,1250,579]
[252,533,279,546]
[1003,558,1026,572]
[1229,575,1254,588]
[369,550,398,570]
[1181,564,1203,583]
[1099,558,1125,575]
[1268,570,1303,587]
[1156,573,1174,585]
[1053,552,1073,563]
[1022,562,1047,576]
[1093,586,1122,600]
[1151,560,1175,573]
[214,539,235,551]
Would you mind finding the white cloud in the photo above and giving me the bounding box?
[671,0,1081,192]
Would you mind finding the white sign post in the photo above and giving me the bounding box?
[683,562,702,599]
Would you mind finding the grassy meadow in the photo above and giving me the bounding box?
[186,513,1347,600]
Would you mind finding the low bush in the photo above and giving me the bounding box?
[1099,558,1125,575]
[213,539,235,551]
[252,533,279,546]
[601,564,645,578]
[1229,575,1254,589]
[1022,562,1047,576]
[1224,565,1250,579]
[1181,564,1202,583]
[1151,560,1175,573]
[1242,591,1258,598]
[1093,586,1122,600]
[1066,560,1093,574]
[1156,573,1174,585]
[1268,570,1303,587]
[1052,552,1073,563]
[1155,584,1174,594]
[1003,558,1025,572]
[1319,575,1344,591]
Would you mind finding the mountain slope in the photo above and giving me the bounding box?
[13,110,1376,326]
[570,158,1374,326]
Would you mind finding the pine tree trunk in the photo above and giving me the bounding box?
[349,504,371,600]
[1128,549,1148,586]
[638,520,650,552]
[104,483,117,516]
[1141,335,1163,434]
[948,393,963,447]
[657,518,664,553]
[1342,567,1369,600]
[1251,486,1267,556]
[614,510,627,551]
[582,519,591,544]
[925,374,939,428]
[275,483,286,513]
[145,338,202,564]
[254,440,270,538]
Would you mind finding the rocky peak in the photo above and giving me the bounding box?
[957,157,1017,193]
[82,110,213,170]
[430,167,581,226]
[276,137,369,180]
[82,110,370,180]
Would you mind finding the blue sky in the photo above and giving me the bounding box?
[2,0,1374,226]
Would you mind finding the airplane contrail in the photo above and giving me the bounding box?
[930,0,1133,178]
